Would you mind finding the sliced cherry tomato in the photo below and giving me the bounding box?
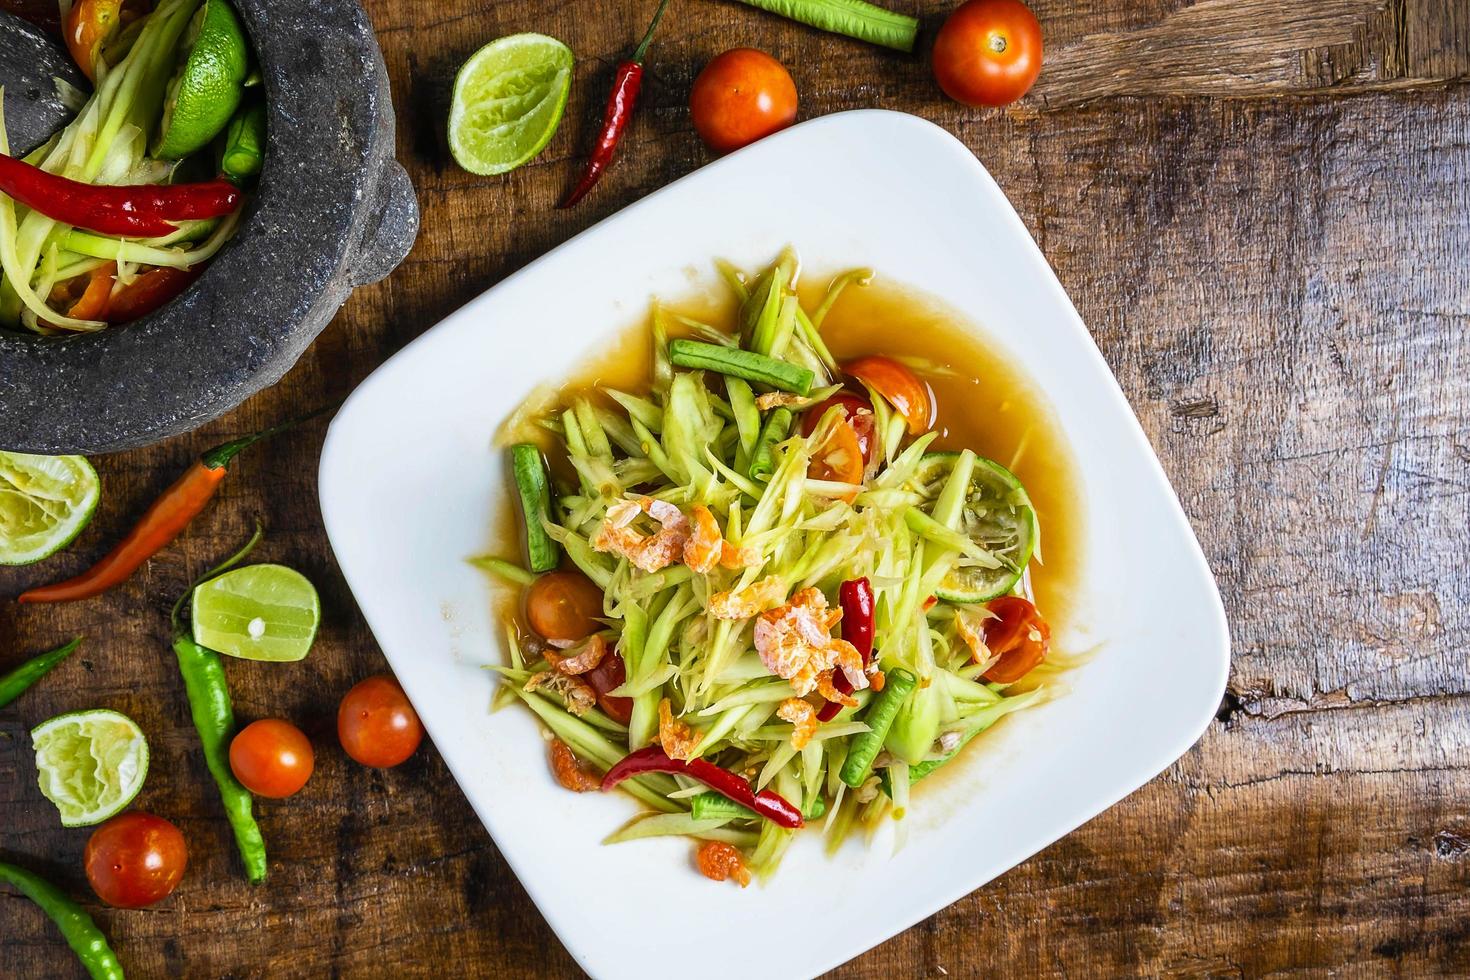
[809,417,865,496]
[843,355,934,434]
[583,650,633,725]
[84,811,188,909]
[526,570,604,643]
[63,0,124,81]
[107,265,202,323]
[47,261,116,322]
[981,595,1049,683]
[229,719,315,798]
[690,48,798,154]
[933,0,1044,108]
[800,392,876,463]
[338,675,424,768]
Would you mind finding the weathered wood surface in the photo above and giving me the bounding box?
[4,0,1469,976]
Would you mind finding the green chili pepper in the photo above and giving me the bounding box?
[169,528,268,884]
[0,861,125,980]
[668,339,815,394]
[220,100,266,183]
[0,638,82,708]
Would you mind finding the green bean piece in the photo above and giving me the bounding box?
[840,668,918,788]
[748,407,793,481]
[0,862,125,980]
[0,638,81,708]
[691,790,758,822]
[173,635,268,883]
[220,99,266,183]
[510,444,561,573]
[668,340,814,395]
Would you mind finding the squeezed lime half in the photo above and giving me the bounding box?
[0,452,100,566]
[910,451,1037,603]
[154,0,250,159]
[448,32,573,176]
[32,709,149,828]
[191,563,320,662]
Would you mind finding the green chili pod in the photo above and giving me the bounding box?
[0,861,126,980]
[172,635,267,883]
[0,638,82,708]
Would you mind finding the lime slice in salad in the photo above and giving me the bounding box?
[32,709,149,827]
[911,451,1037,603]
[190,563,320,661]
[448,33,573,176]
[0,452,100,566]
[153,0,250,159]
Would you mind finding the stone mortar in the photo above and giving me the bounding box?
[0,0,419,454]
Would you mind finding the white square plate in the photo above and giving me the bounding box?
[319,110,1229,979]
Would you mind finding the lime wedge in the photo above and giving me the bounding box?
[0,452,100,566]
[448,33,573,176]
[32,709,149,828]
[191,563,320,662]
[154,0,250,159]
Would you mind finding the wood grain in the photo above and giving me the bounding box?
[3,0,1469,976]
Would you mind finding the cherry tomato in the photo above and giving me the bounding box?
[843,356,934,434]
[800,392,876,463]
[338,675,424,768]
[526,570,604,643]
[583,650,633,725]
[229,719,315,798]
[48,261,115,322]
[690,48,798,154]
[84,812,187,909]
[809,417,865,497]
[981,595,1050,683]
[63,0,123,81]
[107,265,202,324]
[932,0,1044,108]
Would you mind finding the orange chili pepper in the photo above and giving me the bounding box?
[17,407,334,604]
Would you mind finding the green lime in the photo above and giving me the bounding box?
[0,452,100,566]
[32,709,149,828]
[910,451,1037,603]
[448,33,573,176]
[191,563,320,662]
[154,0,250,159]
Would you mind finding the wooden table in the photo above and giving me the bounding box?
[4,1,1469,976]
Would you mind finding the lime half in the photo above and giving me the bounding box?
[191,563,320,662]
[154,0,249,159]
[32,709,149,828]
[0,452,100,566]
[911,451,1037,603]
[448,33,573,176]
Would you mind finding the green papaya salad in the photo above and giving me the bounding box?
[485,248,1068,886]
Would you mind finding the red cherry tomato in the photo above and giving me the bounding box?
[981,595,1050,683]
[583,651,633,725]
[526,570,604,643]
[933,0,1043,108]
[63,0,123,81]
[843,356,934,434]
[690,48,798,154]
[84,812,188,909]
[800,392,876,463]
[229,719,315,798]
[809,418,866,497]
[107,265,202,323]
[338,675,424,768]
[48,261,115,321]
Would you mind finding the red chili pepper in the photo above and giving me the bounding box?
[818,577,875,722]
[107,265,203,323]
[17,406,334,604]
[601,746,804,829]
[0,154,240,238]
[557,0,670,208]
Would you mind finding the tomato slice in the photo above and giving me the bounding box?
[843,356,934,434]
[809,416,865,497]
[107,265,202,323]
[63,0,124,81]
[583,652,633,724]
[981,595,1049,683]
[48,261,116,322]
[800,392,876,463]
